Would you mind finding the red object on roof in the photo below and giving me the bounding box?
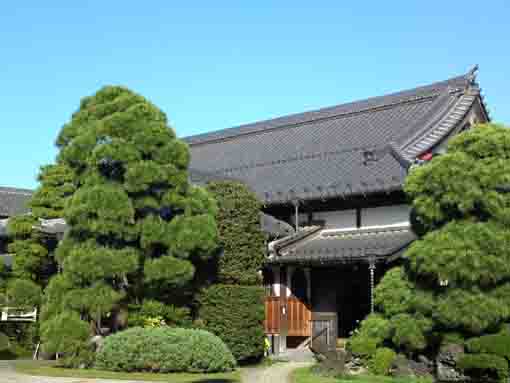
[418,152,433,161]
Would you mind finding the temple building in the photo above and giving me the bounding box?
[185,67,489,353]
[0,67,490,353]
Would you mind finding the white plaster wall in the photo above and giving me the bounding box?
[313,210,356,229]
[361,205,411,227]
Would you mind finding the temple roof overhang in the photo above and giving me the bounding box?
[266,224,416,265]
[185,67,488,205]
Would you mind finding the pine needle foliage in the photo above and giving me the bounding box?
[38,86,218,353]
[351,124,510,358]
[5,163,76,309]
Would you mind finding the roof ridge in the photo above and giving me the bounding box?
[185,74,469,146]
[321,224,412,238]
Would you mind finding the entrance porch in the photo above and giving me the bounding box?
[263,224,415,354]
[263,262,379,354]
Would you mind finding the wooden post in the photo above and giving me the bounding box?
[279,267,288,353]
[286,266,294,298]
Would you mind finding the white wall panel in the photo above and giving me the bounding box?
[361,205,410,227]
[313,210,357,229]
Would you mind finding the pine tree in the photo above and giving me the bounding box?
[6,164,75,307]
[40,86,218,359]
[353,124,510,355]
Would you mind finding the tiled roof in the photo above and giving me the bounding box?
[267,225,416,264]
[0,187,32,217]
[185,69,484,204]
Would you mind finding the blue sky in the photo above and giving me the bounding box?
[1,1,509,189]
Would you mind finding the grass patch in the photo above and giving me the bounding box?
[14,360,241,382]
[292,366,433,383]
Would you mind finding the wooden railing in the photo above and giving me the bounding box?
[0,307,37,322]
[264,297,311,337]
[264,297,280,334]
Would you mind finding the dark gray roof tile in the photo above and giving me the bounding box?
[0,187,32,217]
[268,225,416,264]
[186,71,481,204]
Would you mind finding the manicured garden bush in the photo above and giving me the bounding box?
[351,314,391,342]
[458,353,509,383]
[95,327,236,373]
[466,333,510,360]
[40,311,93,367]
[198,284,265,363]
[206,181,266,285]
[128,300,191,328]
[369,347,397,376]
[347,336,378,359]
[347,314,391,361]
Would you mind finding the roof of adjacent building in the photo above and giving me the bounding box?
[0,187,32,217]
[267,224,416,265]
[185,67,486,204]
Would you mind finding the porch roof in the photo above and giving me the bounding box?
[267,225,416,265]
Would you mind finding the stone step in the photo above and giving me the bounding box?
[271,348,316,363]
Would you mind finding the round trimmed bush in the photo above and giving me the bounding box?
[95,327,236,373]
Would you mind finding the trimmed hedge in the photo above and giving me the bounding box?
[198,284,265,363]
[458,353,509,383]
[95,327,236,373]
[206,181,266,285]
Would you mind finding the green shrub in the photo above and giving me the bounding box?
[0,332,9,352]
[390,314,432,353]
[6,279,42,308]
[499,323,510,334]
[206,181,266,285]
[128,300,191,328]
[198,284,265,363]
[458,353,509,383]
[40,311,90,356]
[441,332,466,346]
[374,267,414,317]
[466,333,510,360]
[348,336,378,359]
[95,327,236,373]
[352,314,391,342]
[369,347,397,376]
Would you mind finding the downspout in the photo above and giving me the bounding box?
[293,199,300,231]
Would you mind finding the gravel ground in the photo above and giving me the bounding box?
[1,360,310,383]
[241,361,312,383]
